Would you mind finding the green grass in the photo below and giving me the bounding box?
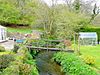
[7,27,32,33]
[80,45,100,69]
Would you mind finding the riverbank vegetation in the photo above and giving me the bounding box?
[0,46,39,75]
[0,0,100,74]
[53,52,98,75]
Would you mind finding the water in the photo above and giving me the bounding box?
[36,51,65,75]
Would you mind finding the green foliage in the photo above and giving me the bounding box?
[18,62,34,75]
[16,46,39,75]
[24,39,47,47]
[56,43,65,49]
[0,46,5,52]
[24,39,36,45]
[80,45,100,70]
[80,55,95,65]
[56,7,90,39]
[0,53,15,70]
[30,50,39,58]
[35,3,90,39]
[13,45,18,53]
[7,27,32,33]
[2,61,38,75]
[0,0,19,24]
[1,46,39,75]
[2,65,19,75]
[73,0,81,12]
[53,52,98,75]
[0,0,39,25]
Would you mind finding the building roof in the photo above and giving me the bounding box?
[79,32,97,38]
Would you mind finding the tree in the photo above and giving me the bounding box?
[35,0,58,39]
[55,5,89,39]
[75,0,100,23]
[0,0,39,26]
[90,3,100,22]
[73,0,81,13]
[64,0,73,11]
[35,1,90,39]
[80,0,95,14]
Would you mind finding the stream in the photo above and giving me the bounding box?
[36,51,65,75]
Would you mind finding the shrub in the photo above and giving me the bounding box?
[13,44,19,53]
[2,46,39,75]
[19,63,38,75]
[2,61,38,75]
[53,52,98,75]
[30,50,39,58]
[3,61,32,75]
[0,46,5,52]
[80,55,95,65]
[1,65,19,75]
[17,46,39,75]
[19,64,31,75]
[0,53,15,70]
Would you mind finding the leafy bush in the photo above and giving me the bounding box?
[0,46,5,52]
[13,44,19,53]
[18,46,39,75]
[19,63,32,75]
[0,53,15,70]
[1,65,19,75]
[53,52,98,75]
[0,0,39,26]
[2,61,38,75]
[1,46,39,75]
[80,55,95,65]
[30,50,39,58]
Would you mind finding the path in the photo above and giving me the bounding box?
[0,40,14,50]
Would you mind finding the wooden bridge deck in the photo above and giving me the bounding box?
[27,46,74,52]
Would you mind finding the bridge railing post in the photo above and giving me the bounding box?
[47,41,48,51]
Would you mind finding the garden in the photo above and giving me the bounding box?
[0,0,100,75]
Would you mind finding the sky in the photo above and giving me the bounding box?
[43,0,100,7]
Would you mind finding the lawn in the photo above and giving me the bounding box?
[80,45,100,70]
[7,27,32,33]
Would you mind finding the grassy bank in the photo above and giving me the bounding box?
[7,27,32,33]
[80,45,100,69]
[53,52,98,75]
